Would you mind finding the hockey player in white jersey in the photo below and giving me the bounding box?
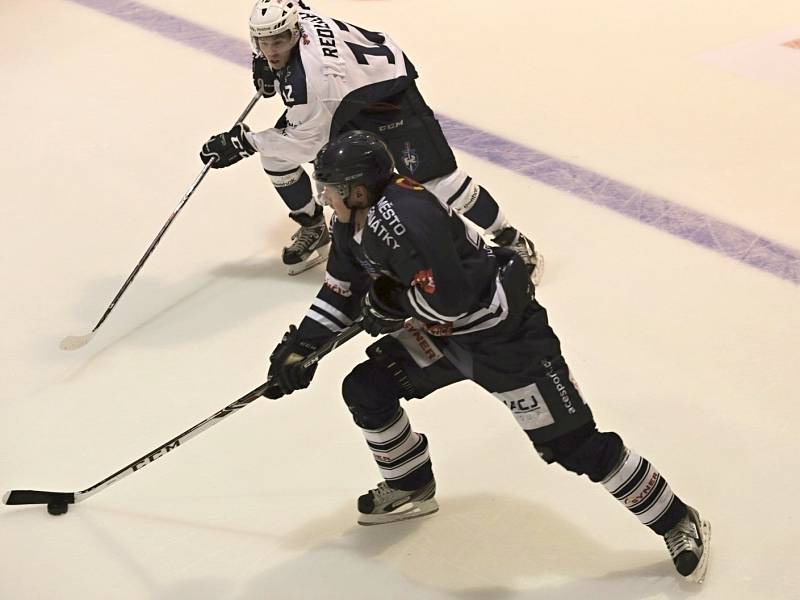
[200,0,542,278]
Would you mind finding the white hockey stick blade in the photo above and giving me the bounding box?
[286,246,330,276]
[59,332,95,351]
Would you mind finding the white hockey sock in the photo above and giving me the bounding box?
[289,198,318,220]
[361,409,430,484]
[602,448,677,528]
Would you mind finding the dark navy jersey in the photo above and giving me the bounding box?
[297,177,516,347]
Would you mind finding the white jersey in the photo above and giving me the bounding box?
[246,6,417,166]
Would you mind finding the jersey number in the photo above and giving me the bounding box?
[280,84,295,104]
[336,20,396,66]
[346,41,395,66]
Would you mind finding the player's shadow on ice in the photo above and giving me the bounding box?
[53,250,327,383]
[234,493,702,600]
[62,246,321,343]
[13,492,703,599]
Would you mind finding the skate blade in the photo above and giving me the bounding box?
[687,519,712,584]
[286,245,330,276]
[358,498,439,526]
[531,252,545,286]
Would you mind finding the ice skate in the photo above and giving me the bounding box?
[357,479,439,526]
[664,505,711,583]
[282,214,330,275]
[493,226,544,286]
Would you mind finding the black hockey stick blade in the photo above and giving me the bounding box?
[4,324,363,510]
[3,490,75,506]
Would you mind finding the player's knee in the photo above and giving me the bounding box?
[533,424,624,482]
[262,166,313,212]
[341,360,402,429]
[448,178,481,215]
[264,165,306,188]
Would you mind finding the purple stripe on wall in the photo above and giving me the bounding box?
[67,0,799,285]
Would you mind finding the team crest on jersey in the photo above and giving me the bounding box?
[395,177,424,191]
[401,142,419,175]
[412,268,436,294]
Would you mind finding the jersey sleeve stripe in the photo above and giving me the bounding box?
[312,298,354,326]
[307,309,346,332]
[453,276,507,327]
[408,287,468,322]
[406,290,444,323]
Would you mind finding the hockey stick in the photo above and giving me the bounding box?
[59,90,264,351]
[7,323,362,514]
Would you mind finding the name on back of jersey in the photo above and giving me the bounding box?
[300,11,339,58]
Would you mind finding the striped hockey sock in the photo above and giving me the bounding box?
[602,447,687,535]
[361,408,432,490]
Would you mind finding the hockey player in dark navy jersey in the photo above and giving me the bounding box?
[199,0,541,279]
[266,130,711,583]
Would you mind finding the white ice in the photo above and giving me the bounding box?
[2,1,799,598]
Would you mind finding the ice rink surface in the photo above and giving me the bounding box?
[2,1,799,598]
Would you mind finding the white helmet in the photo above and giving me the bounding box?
[249,0,300,43]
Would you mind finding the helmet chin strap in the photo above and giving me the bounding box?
[343,186,359,224]
[344,183,381,211]
[289,25,302,47]
[340,183,358,210]
[345,184,377,226]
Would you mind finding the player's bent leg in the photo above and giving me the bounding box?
[341,329,465,525]
[342,359,438,525]
[281,204,329,275]
[350,83,540,281]
[261,153,330,275]
[489,337,709,582]
[533,423,622,481]
[423,169,493,228]
[424,168,543,282]
[262,164,314,212]
[260,152,316,216]
[341,359,404,430]
[532,423,710,582]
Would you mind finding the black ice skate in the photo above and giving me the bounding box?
[282,211,330,275]
[493,226,544,286]
[664,505,711,583]
[357,479,439,526]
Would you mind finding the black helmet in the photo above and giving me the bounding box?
[313,130,395,207]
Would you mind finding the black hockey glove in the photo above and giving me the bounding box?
[264,325,319,399]
[252,54,277,98]
[360,276,407,337]
[200,123,256,169]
